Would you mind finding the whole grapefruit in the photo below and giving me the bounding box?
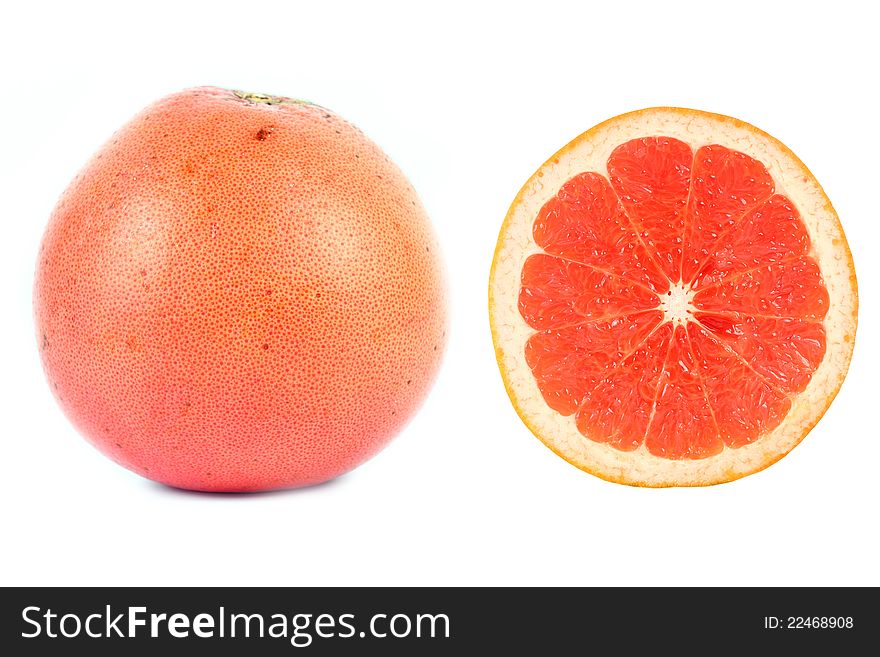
[34,86,447,492]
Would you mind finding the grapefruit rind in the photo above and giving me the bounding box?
[489,108,857,487]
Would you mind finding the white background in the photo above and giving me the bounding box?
[2,0,877,587]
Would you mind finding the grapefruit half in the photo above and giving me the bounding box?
[489,108,857,486]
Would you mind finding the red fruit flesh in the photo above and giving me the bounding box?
[519,137,827,460]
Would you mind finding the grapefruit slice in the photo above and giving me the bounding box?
[489,108,857,486]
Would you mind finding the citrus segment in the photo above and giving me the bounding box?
[607,136,692,281]
[524,311,662,416]
[575,322,672,452]
[681,145,775,284]
[518,253,659,331]
[490,107,857,486]
[645,325,723,459]
[694,313,826,394]
[689,194,810,289]
[533,172,669,293]
[692,257,829,320]
[686,323,792,448]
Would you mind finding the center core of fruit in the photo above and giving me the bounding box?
[659,282,694,325]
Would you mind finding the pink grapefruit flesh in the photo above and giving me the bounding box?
[490,108,857,486]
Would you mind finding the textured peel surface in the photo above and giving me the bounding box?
[34,86,447,492]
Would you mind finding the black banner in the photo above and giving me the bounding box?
[0,587,871,654]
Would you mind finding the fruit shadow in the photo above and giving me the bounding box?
[145,474,347,499]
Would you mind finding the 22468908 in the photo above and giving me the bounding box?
[764,617,854,629]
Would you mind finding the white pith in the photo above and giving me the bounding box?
[489,108,858,487]
[660,283,695,325]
